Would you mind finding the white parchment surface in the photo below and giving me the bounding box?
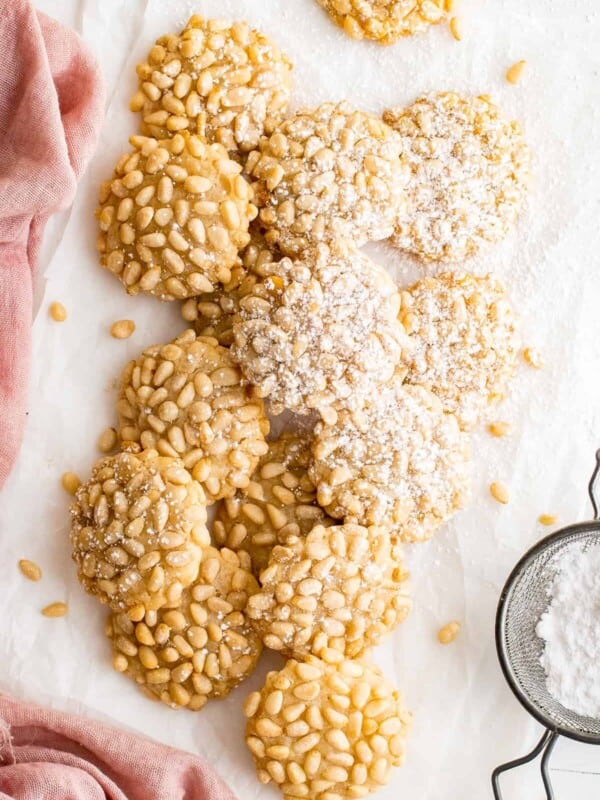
[2,0,600,797]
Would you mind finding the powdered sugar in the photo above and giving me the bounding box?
[536,543,600,718]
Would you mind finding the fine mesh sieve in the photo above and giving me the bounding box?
[492,450,600,799]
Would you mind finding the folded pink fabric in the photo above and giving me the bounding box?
[0,0,104,488]
[0,695,237,799]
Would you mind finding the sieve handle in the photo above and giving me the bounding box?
[588,449,600,520]
[492,728,559,800]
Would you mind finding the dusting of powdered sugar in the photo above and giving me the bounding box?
[536,543,600,718]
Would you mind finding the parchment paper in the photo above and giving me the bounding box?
[2,0,600,797]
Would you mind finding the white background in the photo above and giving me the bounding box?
[1,0,600,797]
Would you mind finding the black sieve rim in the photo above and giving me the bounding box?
[495,520,600,745]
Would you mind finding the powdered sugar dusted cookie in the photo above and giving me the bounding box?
[400,272,520,429]
[132,16,293,154]
[231,242,408,417]
[317,0,447,44]
[246,522,411,661]
[108,546,261,709]
[310,377,471,540]
[248,101,408,255]
[244,657,411,798]
[383,92,530,261]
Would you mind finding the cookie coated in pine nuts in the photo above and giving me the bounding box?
[108,547,262,709]
[117,330,270,503]
[213,432,334,576]
[247,101,408,255]
[180,227,279,347]
[70,449,209,611]
[231,243,409,417]
[132,16,293,154]
[97,133,256,301]
[383,92,530,262]
[246,522,411,660]
[244,657,411,799]
[310,378,471,541]
[400,272,520,429]
[317,0,447,44]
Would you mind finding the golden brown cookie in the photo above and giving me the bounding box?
[383,92,530,261]
[213,432,333,575]
[70,449,209,611]
[400,272,520,429]
[117,330,270,502]
[97,133,256,300]
[132,16,293,154]
[244,657,411,799]
[108,547,261,709]
[317,0,447,44]
[310,377,471,540]
[247,101,407,255]
[246,522,411,661]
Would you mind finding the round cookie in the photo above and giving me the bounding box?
[213,432,333,575]
[96,133,256,301]
[316,0,447,44]
[383,92,531,262]
[117,330,270,503]
[180,227,279,347]
[70,449,209,611]
[132,16,293,154]
[244,657,411,799]
[400,272,520,429]
[231,242,409,417]
[247,101,408,255]
[108,547,262,709]
[246,522,411,661]
[309,377,471,540]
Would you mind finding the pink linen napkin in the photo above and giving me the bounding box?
[0,695,237,799]
[0,0,104,489]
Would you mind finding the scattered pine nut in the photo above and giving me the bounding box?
[438,621,461,644]
[130,90,145,112]
[98,427,118,453]
[506,60,527,85]
[18,559,42,582]
[523,347,544,369]
[444,0,455,11]
[490,481,509,504]
[42,602,68,618]
[49,302,67,322]
[110,319,136,339]
[449,16,462,41]
[489,421,511,438]
[61,471,81,496]
[539,514,558,526]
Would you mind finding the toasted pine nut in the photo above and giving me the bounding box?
[539,514,558,526]
[110,319,136,339]
[61,471,81,496]
[42,602,68,618]
[19,559,42,581]
[488,421,511,438]
[490,481,509,504]
[523,347,544,369]
[49,301,67,322]
[97,427,118,453]
[506,60,527,85]
[449,16,462,41]
[438,621,461,644]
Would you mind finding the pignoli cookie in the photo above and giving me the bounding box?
[70,449,209,611]
[247,101,408,255]
[97,133,256,301]
[246,522,411,660]
[132,16,293,154]
[117,330,270,503]
[244,657,411,799]
[317,0,447,44]
[108,546,261,709]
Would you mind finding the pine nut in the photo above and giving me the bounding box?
[98,427,118,453]
[18,559,42,581]
[488,421,511,438]
[110,320,136,339]
[539,514,558,526]
[490,481,509,504]
[506,60,527,85]
[61,471,81,496]
[49,301,67,322]
[438,620,461,644]
[42,602,68,618]
[523,347,544,369]
[449,16,462,41]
